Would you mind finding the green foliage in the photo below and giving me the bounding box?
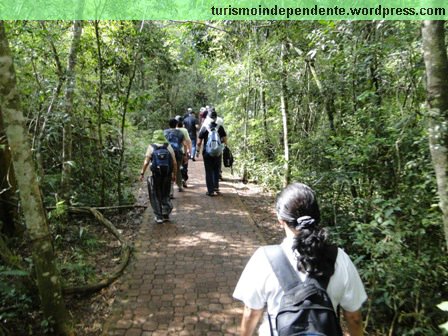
[40,316,55,334]
[59,256,96,284]
[199,20,446,335]
[0,266,34,335]
[53,223,103,286]
[48,201,68,220]
[2,19,447,335]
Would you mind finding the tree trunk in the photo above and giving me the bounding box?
[260,86,274,160]
[61,20,82,203]
[326,93,336,133]
[422,20,448,251]
[0,112,18,235]
[94,20,106,206]
[0,21,73,335]
[280,41,290,187]
[34,21,66,180]
[117,54,137,205]
[260,86,270,142]
[242,93,249,184]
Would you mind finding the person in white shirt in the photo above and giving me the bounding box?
[233,182,367,336]
[202,107,223,128]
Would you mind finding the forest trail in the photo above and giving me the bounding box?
[102,157,265,335]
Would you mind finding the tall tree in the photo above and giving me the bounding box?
[61,20,83,203]
[94,20,106,206]
[0,111,17,235]
[117,21,144,205]
[422,20,448,251]
[280,40,290,187]
[0,21,72,335]
[33,21,66,178]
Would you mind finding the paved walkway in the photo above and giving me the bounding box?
[103,158,264,335]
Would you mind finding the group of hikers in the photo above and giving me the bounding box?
[139,105,227,224]
[139,107,366,336]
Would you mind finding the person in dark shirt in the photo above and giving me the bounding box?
[183,109,199,160]
[197,111,227,196]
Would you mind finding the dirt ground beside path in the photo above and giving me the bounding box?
[233,182,284,245]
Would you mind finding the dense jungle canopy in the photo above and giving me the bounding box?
[0,20,447,335]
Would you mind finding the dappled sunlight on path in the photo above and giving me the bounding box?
[103,157,264,335]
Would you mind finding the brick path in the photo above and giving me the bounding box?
[103,158,264,335]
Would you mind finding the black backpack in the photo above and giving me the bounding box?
[263,245,342,336]
[164,129,183,161]
[150,144,172,177]
[223,146,234,173]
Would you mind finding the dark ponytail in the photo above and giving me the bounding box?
[276,183,334,280]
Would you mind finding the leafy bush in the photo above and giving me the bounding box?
[0,266,35,335]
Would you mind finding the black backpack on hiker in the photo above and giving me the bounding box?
[150,144,172,177]
[223,145,234,174]
[263,245,342,336]
[164,129,183,161]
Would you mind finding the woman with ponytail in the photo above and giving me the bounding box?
[233,183,367,336]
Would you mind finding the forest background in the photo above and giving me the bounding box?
[0,20,447,335]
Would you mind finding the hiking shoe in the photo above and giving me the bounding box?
[206,192,215,196]
[182,181,188,188]
[162,215,169,222]
[154,217,163,224]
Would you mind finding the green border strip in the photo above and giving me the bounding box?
[0,0,446,19]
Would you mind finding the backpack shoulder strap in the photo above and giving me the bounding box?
[263,245,301,292]
[150,144,158,161]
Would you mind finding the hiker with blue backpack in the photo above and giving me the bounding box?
[196,110,227,196]
[164,118,188,196]
[139,130,177,224]
[233,183,367,336]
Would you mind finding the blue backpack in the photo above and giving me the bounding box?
[164,129,183,161]
[205,126,223,157]
[150,144,172,177]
